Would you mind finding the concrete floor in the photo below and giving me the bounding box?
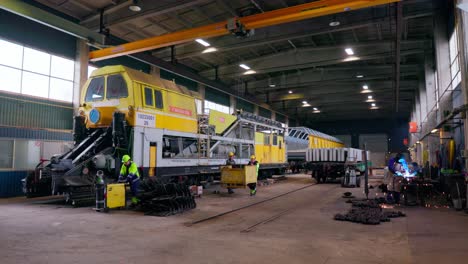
[1,174,468,264]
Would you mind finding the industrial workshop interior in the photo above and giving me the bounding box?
[2,0,468,263]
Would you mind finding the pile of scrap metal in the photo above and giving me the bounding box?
[137,178,196,216]
[334,199,406,225]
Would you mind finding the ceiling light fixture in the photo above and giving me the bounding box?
[371,103,376,107]
[329,15,340,27]
[129,0,142,12]
[239,64,250,70]
[313,110,321,113]
[370,106,379,110]
[360,89,373,94]
[368,95,373,99]
[363,85,369,90]
[288,90,293,94]
[356,75,364,78]
[195,38,210,47]
[313,107,318,111]
[302,101,307,104]
[343,56,360,62]
[431,129,438,133]
[244,70,256,75]
[202,47,217,53]
[269,84,276,87]
[345,48,354,55]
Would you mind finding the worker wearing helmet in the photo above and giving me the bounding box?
[226,152,236,194]
[119,155,140,206]
[247,155,259,196]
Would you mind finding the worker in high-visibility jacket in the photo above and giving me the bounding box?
[119,155,140,205]
[247,155,259,196]
[226,152,236,194]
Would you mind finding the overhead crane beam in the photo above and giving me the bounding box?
[89,0,400,61]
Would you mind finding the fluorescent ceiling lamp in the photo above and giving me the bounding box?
[313,107,318,111]
[371,103,376,107]
[329,21,340,27]
[202,47,217,53]
[313,110,321,113]
[363,85,369,89]
[195,39,210,47]
[303,104,311,107]
[129,0,141,12]
[302,101,307,104]
[288,90,293,94]
[239,64,250,70]
[368,95,373,99]
[366,99,376,103]
[356,75,364,78]
[370,106,379,110]
[269,84,276,87]
[431,129,438,133]
[343,56,360,62]
[244,70,256,75]
[416,141,421,144]
[345,48,354,55]
[360,89,373,94]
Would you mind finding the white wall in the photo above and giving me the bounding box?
[359,134,388,167]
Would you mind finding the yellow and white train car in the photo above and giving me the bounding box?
[26,65,287,196]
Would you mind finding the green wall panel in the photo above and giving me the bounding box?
[0,9,76,59]
[259,107,272,119]
[236,99,254,113]
[160,69,198,91]
[0,92,73,130]
[205,87,230,106]
[276,114,286,123]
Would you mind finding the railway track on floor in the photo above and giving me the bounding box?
[189,183,339,226]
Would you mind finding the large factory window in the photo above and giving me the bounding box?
[0,38,74,102]
[85,77,105,101]
[144,87,154,107]
[106,74,128,99]
[155,90,163,109]
[449,27,461,88]
[204,100,229,114]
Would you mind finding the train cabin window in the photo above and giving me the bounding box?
[264,134,270,145]
[144,87,154,107]
[154,90,163,109]
[85,77,105,101]
[106,74,128,99]
[272,135,278,146]
[279,140,282,149]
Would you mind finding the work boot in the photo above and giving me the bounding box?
[228,188,234,194]
[250,189,257,196]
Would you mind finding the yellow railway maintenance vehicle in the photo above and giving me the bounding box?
[23,66,287,202]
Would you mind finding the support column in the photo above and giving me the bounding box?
[150,66,160,78]
[198,84,205,114]
[229,95,236,114]
[73,39,88,114]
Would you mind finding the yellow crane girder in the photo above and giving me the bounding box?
[89,0,399,61]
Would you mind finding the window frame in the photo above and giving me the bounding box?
[0,37,75,102]
[84,76,105,102]
[143,87,155,108]
[154,90,164,109]
[106,74,129,100]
